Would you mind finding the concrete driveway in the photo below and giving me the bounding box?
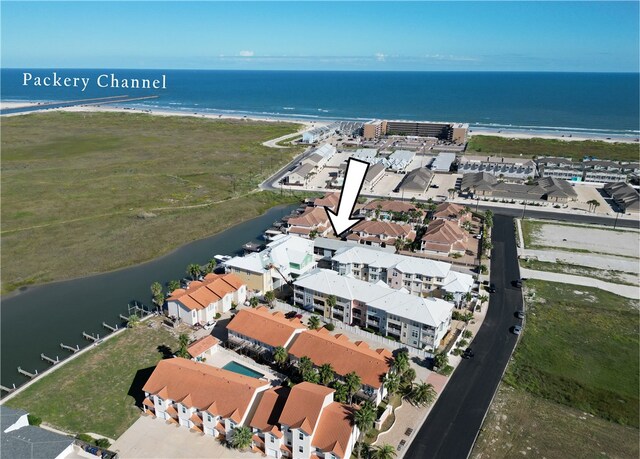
[111,416,257,459]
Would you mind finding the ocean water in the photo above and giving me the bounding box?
[2,69,639,138]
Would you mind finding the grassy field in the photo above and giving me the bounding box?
[520,259,638,286]
[472,386,639,459]
[1,111,306,293]
[467,135,638,162]
[504,280,639,427]
[5,319,180,439]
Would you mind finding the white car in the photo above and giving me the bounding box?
[203,320,217,331]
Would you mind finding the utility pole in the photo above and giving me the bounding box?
[475,195,480,213]
[521,201,527,220]
[613,211,620,229]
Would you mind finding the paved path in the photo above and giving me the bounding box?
[404,215,523,459]
[520,267,639,300]
[262,127,308,148]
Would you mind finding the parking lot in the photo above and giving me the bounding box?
[111,416,257,459]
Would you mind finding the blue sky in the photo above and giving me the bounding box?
[2,1,639,71]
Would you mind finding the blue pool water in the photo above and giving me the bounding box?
[222,361,264,379]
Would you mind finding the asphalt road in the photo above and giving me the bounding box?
[404,215,524,459]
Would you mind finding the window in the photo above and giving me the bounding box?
[207,414,212,422]
[412,330,419,338]
[299,446,304,453]
[299,433,303,440]
[271,436,275,443]
[182,406,186,413]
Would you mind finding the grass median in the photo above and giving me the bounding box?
[1,111,305,293]
[4,319,180,439]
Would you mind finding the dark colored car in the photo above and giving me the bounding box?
[285,311,297,319]
[488,283,497,293]
[462,348,474,359]
[513,279,523,288]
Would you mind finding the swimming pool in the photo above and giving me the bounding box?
[222,361,264,379]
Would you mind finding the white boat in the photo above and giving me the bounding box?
[214,255,232,263]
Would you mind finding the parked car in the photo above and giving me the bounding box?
[513,279,523,288]
[285,311,297,319]
[512,325,522,335]
[462,348,474,359]
[203,320,217,331]
[488,283,497,293]
[515,310,525,320]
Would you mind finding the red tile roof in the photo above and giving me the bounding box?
[311,402,356,458]
[250,386,290,433]
[187,335,219,358]
[288,207,330,229]
[278,382,334,434]
[287,329,392,389]
[421,219,469,253]
[167,273,245,311]
[143,358,268,423]
[351,220,415,240]
[227,306,306,348]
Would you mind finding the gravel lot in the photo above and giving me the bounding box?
[532,223,640,258]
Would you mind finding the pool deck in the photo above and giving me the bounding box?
[202,346,283,384]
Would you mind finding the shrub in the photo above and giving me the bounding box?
[324,323,335,331]
[95,438,111,449]
[27,414,42,426]
[438,365,454,376]
[215,313,221,319]
[76,433,95,443]
[458,339,469,348]
[463,330,473,339]
[452,348,462,356]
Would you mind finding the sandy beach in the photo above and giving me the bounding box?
[0,101,45,110]
[3,100,638,144]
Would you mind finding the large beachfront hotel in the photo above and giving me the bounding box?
[362,120,469,144]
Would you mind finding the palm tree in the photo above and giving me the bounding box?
[434,351,449,370]
[273,346,288,369]
[325,295,336,320]
[399,367,416,390]
[393,350,410,375]
[332,382,349,403]
[447,188,457,199]
[318,363,335,386]
[308,315,321,330]
[344,371,362,404]
[176,333,190,358]
[372,444,397,459]
[353,401,377,459]
[249,296,259,308]
[406,382,437,407]
[298,356,314,380]
[167,279,180,292]
[264,290,276,307]
[591,200,600,213]
[127,314,140,328]
[187,263,201,280]
[382,372,400,396]
[303,369,320,384]
[150,281,163,299]
[204,258,217,274]
[484,210,494,228]
[230,426,252,450]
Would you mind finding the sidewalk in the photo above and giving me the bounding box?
[520,267,639,300]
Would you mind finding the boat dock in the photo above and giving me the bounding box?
[82,331,100,342]
[40,354,59,365]
[60,343,80,353]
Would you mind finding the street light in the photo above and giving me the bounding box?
[522,200,528,220]
[475,195,480,213]
[613,211,620,229]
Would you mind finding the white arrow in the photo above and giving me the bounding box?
[325,158,370,237]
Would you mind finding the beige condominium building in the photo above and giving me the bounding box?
[363,119,468,144]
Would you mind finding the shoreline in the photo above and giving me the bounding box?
[0,201,300,300]
[2,98,639,144]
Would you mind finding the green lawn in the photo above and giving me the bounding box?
[1,111,306,292]
[5,319,180,439]
[467,135,638,162]
[504,280,639,427]
[519,259,638,286]
[472,386,639,459]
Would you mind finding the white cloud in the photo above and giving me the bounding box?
[238,50,254,57]
[375,52,386,62]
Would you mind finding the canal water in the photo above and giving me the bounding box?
[0,204,297,389]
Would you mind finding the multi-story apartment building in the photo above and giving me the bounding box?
[346,220,416,248]
[287,328,393,406]
[359,199,425,222]
[536,157,636,183]
[330,245,473,302]
[142,358,270,440]
[250,383,358,459]
[457,155,537,180]
[227,306,306,354]
[293,269,453,351]
[166,273,247,326]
